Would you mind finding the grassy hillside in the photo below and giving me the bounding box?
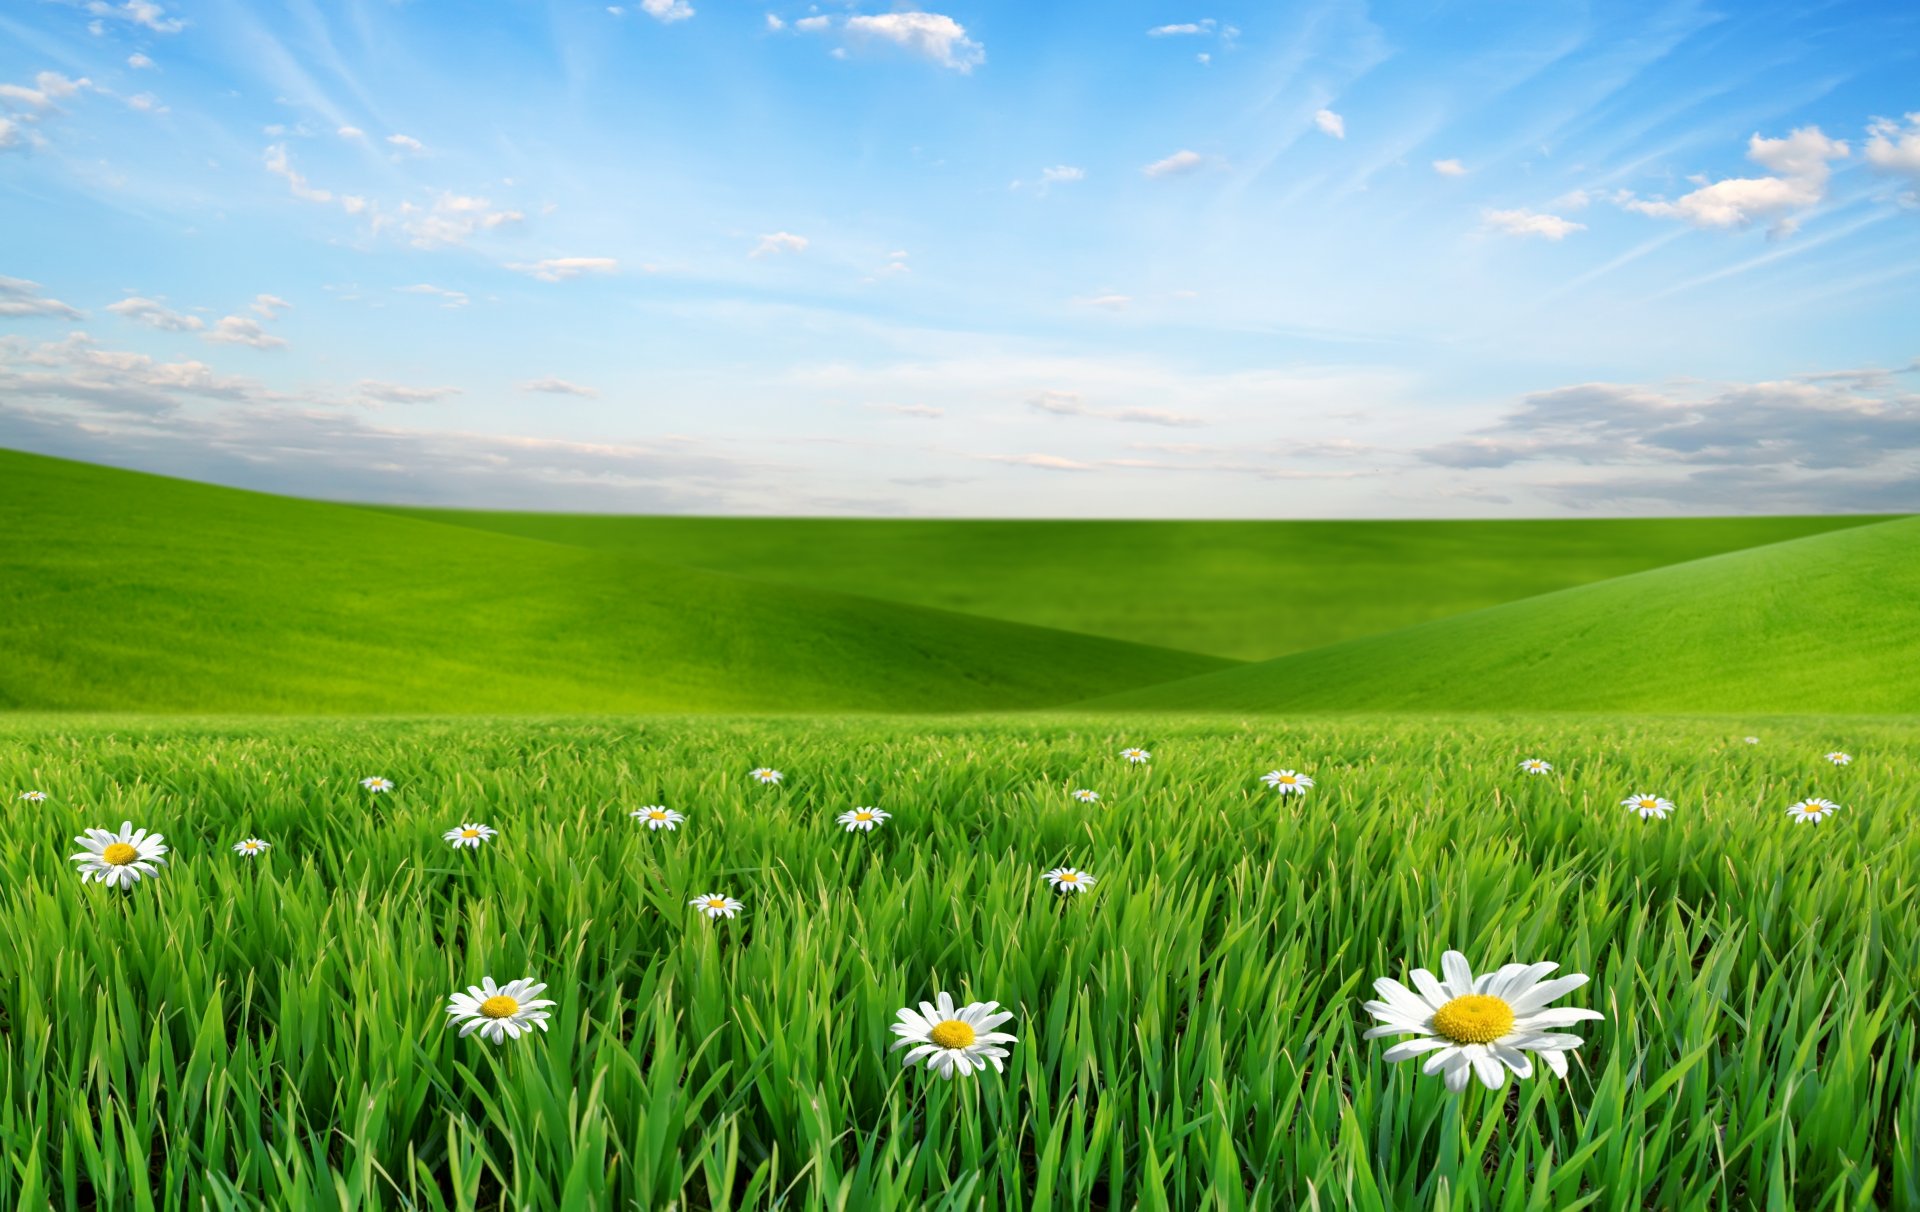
[1088,515,1920,715]
[0,450,1231,713]
[386,511,1889,660]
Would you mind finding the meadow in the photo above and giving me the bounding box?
[2,712,1912,1211]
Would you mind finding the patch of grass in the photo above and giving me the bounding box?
[0,712,1911,1209]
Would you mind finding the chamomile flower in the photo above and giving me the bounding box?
[445,976,556,1044]
[70,821,168,888]
[232,838,270,857]
[690,892,743,919]
[1042,867,1095,894]
[1071,788,1100,803]
[1262,769,1314,794]
[1120,747,1152,764]
[1787,797,1840,824]
[443,822,497,850]
[890,991,1018,1079]
[750,767,784,784]
[1744,737,1760,745]
[1621,793,1673,821]
[631,806,685,831]
[1362,950,1603,1092]
[1518,759,1553,775]
[1826,752,1853,766]
[360,777,394,793]
[19,790,47,802]
[837,807,891,832]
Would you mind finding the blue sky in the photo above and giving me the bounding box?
[2,0,1917,516]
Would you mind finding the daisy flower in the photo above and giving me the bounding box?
[1362,950,1603,1092]
[1119,747,1151,764]
[443,822,497,850]
[837,807,891,832]
[631,805,685,831]
[1621,793,1673,821]
[70,821,169,889]
[360,777,394,793]
[1787,797,1840,824]
[18,790,47,802]
[690,892,743,920]
[890,992,1018,1079]
[1262,769,1314,795]
[750,767,784,784]
[1071,788,1100,803]
[445,976,556,1044]
[232,838,270,857]
[1826,752,1852,766]
[1042,867,1095,894]
[1744,737,1760,745]
[1518,759,1553,775]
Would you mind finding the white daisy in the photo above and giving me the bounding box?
[1071,788,1100,803]
[1621,793,1673,821]
[1787,797,1840,824]
[750,767,784,784]
[890,992,1018,1079]
[1362,950,1603,1092]
[1744,737,1760,745]
[18,790,47,802]
[443,822,497,850]
[1262,769,1314,794]
[1042,867,1095,894]
[1518,759,1553,775]
[360,777,394,793]
[1119,747,1151,764]
[631,806,685,831]
[1826,752,1852,766]
[445,976,556,1044]
[837,807,891,832]
[232,838,270,857]
[70,821,169,889]
[690,892,743,919]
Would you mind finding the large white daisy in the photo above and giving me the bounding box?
[360,777,394,793]
[445,976,556,1044]
[837,807,891,832]
[1262,769,1313,794]
[1042,867,1095,894]
[232,838,271,857]
[631,806,685,831]
[1621,793,1673,821]
[443,822,497,850]
[1787,797,1840,824]
[690,892,743,919]
[890,992,1018,1079]
[70,821,169,888]
[1363,950,1603,1091]
[1119,747,1151,764]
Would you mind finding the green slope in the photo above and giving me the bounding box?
[1085,515,1920,715]
[0,450,1231,713]
[382,511,1889,660]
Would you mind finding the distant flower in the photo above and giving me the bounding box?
[631,806,685,831]
[1362,950,1603,1092]
[1120,747,1151,764]
[361,777,394,793]
[445,976,556,1044]
[837,807,891,832]
[1826,752,1852,766]
[1043,867,1095,894]
[1621,794,1673,821]
[1787,797,1840,824]
[18,790,47,802]
[232,838,270,857]
[1071,788,1100,803]
[70,821,169,888]
[1518,759,1553,775]
[890,992,1018,1078]
[1744,737,1760,745]
[1262,769,1314,794]
[443,822,497,850]
[750,767,784,784]
[690,892,744,919]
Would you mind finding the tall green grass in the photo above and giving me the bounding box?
[0,714,1912,1210]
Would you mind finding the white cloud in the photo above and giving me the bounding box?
[203,315,286,350]
[844,12,984,73]
[403,193,525,248]
[125,92,166,114]
[1865,113,1920,203]
[0,276,84,319]
[1432,158,1467,176]
[0,71,93,112]
[127,52,155,69]
[107,296,203,331]
[1196,52,1210,65]
[265,143,332,203]
[521,376,601,398]
[794,14,830,31]
[1482,207,1586,240]
[1073,294,1131,310]
[86,0,184,34]
[986,453,1095,471]
[1027,389,1203,427]
[251,294,292,319]
[338,125,365,139]
[386,133,425,154]
[506,257,619,281]
[1148,20,1216,36]
[1143,149,1206,178]
[1042,164,1084,184]
[640,0,695,21]
[357,380,463,404]
[397,283,470,308]
[869,402,943,418]
[1617,126,1847,237]
[0,118,23,152]
[1314,108,1346,139]
[751,231,809,258]
[765,12,785,29]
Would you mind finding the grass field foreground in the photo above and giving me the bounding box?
[0,714,1912,1210]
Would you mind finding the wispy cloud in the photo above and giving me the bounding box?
[750,231,808,258]
[0,276,84,320]
[843,12,984,72]
[107,295,201,331]
[1143,149,1207,178]
[506,257,618,281]
[1028,389,1203,427]
[1313,108,1346,139]
[1482,207,1585,240]
[520,376,600,398]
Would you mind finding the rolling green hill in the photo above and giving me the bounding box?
[0,450,1231,713]
[1085,515,1920,715]
[385,510,1888,660]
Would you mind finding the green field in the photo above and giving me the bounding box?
[0,714,1910,1210]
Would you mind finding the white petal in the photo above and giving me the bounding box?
[1441,952,1475,995]
[1507,975,1589,1014]
[1381,1038,1450,1063]
[1512,1007,1604,1030]
[1409,969,1448,1009]
[1471,1054,1507,1090]
[1490,1044,1534,1078]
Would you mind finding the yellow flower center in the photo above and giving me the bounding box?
[1058,872,1079,884]
[928,1020,975,1049]
[707,898,728,909]
[649,811,667,820]
[855,812,873,821]
[461,829,479,838]
[479,995,519,1019]
[1431,994,1515,1044]
[102,842,139,865]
